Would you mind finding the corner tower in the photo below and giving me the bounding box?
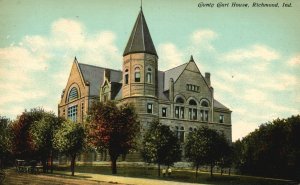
[122,8,159,121]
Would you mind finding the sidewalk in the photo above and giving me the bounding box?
[73,172,208,185]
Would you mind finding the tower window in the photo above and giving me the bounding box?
[135,67,140,82]
[147,103,153,114]
[68,105,78,122]
[124,69,129,84]
[162,107,167,117]
[146,68,152,83]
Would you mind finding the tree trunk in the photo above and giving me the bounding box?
[195,164,199,179]
[158,163,161,177]
[210,163,213,178]
[70,154,76,176]
[221,167,223,175]
[50,151,53,174]
[110,154,118,174]
[229,168,231,176]
[42,160,47,173]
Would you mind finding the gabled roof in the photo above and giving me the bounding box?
[78,63,122,96]
[123,9,157,57]
[163,62,188,91]
[214,99,230,110]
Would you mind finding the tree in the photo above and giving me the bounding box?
[141,121,181,177]
[10,108,46,160]
[0,115,12,168]
[88,101,139,174]
[233,115,300,180]
[185,127,229,178]
[30,113,64,173]
[53,120,85,176]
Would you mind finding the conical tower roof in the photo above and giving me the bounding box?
[123,9,157,57]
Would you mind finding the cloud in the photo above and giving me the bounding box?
[0,19,121,119]
[190,29,218,51]
[158,43,184,71]
[288,54,300,67]
[222,44,280,63]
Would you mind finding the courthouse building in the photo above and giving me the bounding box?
[58,8,232,160]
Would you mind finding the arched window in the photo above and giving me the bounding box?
[68,87,78,102]
[201,100,209,107]
[189,99,197,106]
[124,69,129,84]
[146,68,152,83]
[175,97,184,104]
[134,67,140,82]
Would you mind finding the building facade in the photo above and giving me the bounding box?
[58,9,232,159]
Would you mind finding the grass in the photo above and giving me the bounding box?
[52,163,297,185]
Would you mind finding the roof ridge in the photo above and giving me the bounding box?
[164,62,188,72]
[78,63,122,72]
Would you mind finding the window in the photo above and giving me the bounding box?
[162,107,167,117]
[200,110,204,121]
[175,106,179,118]
[186,84,200,92]
[189,108,197,120]
[68,87,78,102]
[189,99,197,106]
[193,109,197,120]
[147,103,153,114]
[189,99,197,120]
[204,110,209,122]
[146,68,152,83]
[189,127,193,133]
[124,69,129,84]
[175,97,184,104]
[180,107,185,119]
[135,67,140,82]
[68,105,78,122]
[219,115,224,123]
[175,106,184,119]
[201,100,209,107]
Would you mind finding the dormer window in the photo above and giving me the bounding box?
[135,67,140,82]
[68,87,78,102]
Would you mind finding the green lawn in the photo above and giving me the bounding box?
[53,164,297,185]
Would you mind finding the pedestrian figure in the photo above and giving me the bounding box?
[162,168,166,177]
[167,167,172,176]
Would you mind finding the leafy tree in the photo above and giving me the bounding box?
[233,115,300,180]
[185,127,229,178]
[88,101,139,174]
[10,108,46,160]
[218,140,233,175]
[0,115,12,168]
[141,121,181,177]
[53,120,85,176]
[30,113,64,173]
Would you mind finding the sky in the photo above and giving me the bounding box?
[0,0,299,141]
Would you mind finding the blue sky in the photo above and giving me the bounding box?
[0,0,299,141]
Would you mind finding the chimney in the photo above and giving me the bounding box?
[205,72,211,86]
[104,69,111,81]
[169,78,174,101]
